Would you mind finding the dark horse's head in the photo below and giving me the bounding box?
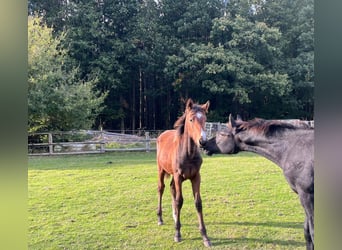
[201,114,239,155]
[175,99,210,147]
[201,114,304,155]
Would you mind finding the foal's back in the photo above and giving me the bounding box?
[157,130,179,175]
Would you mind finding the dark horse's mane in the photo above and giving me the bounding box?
[237,118,298,137]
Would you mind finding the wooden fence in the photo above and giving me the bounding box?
[28,120,313,156]
[28,130,158,156]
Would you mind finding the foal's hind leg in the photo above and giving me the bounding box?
[157,170,165,225]
[191,173,211,247]
[170,177,177,223]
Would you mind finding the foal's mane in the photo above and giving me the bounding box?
[174,113,186,135]
[237,118,297,137]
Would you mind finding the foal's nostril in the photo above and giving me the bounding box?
[199,138,207,146]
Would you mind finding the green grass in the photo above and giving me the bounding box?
[28,152,305,249]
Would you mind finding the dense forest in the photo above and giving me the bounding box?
[28,0,314,132]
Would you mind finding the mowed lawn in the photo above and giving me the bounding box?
[28,152,305,249]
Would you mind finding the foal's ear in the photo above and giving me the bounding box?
[201,100,210,113]
[186,98,194,110]
[227,113,237,128]
[236,114,242,122]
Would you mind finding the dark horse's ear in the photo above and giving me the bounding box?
[201,101,210,113]
[227,113,237,129]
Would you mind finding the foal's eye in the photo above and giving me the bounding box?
[189,119,193,122]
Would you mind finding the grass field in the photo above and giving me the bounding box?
[28,152,305,249]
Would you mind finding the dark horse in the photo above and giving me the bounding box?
[201,114,314,250]
[157,99,211,247]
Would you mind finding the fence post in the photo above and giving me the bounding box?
[100,130,105,152]
[48,133,53,155]
[145,132,150,152]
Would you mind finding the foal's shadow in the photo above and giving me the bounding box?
[211,220,303,229]
[190,221,304,248]
[210,236,304,248]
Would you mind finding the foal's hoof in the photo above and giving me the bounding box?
[157,221,163,226]
[174,236,182,242]
[204,240,212,247]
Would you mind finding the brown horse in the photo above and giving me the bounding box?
[156,99,211,247]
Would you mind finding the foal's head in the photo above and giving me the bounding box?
[175,99,210,146]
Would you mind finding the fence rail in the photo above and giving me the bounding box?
[28,130,157,156]
[28,120,313,156]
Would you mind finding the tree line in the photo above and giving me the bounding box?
[28,0,314,132]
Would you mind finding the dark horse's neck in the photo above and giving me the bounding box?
[239,142,282,167]
[237,129,312,169]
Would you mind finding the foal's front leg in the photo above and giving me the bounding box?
[157,170,165,225]
[172,175,183,242]
[191,173,211,247]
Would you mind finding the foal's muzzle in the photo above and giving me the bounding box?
[199,138,206,146]
[199,129,207,145]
